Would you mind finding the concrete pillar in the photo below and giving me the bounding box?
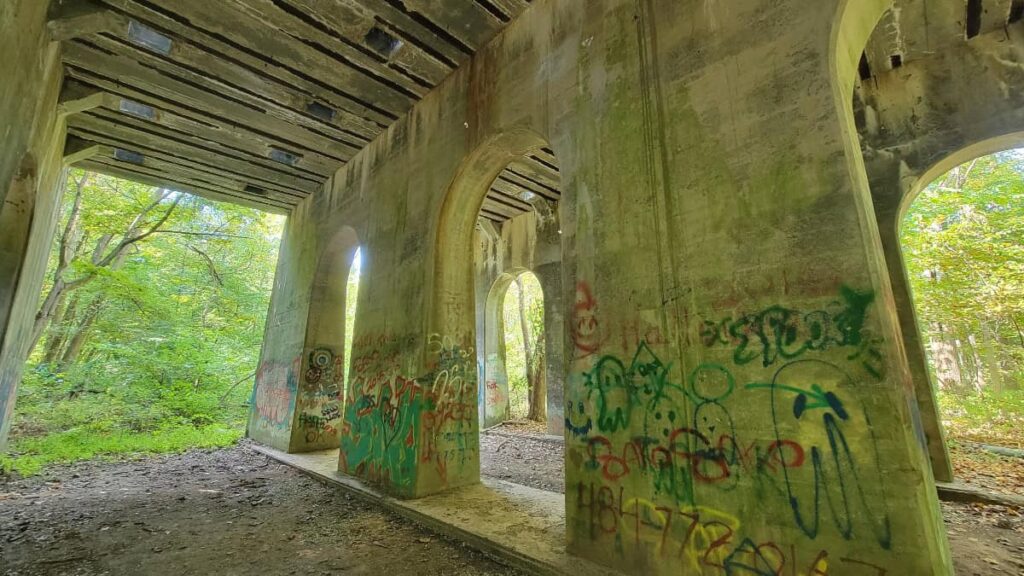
[479,271,514,429]
[866,155,954,482]
[246,204,315,452]
[535,260,565,436]
[288,227,359,452]
[0,0,68,451]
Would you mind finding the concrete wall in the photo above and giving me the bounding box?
[0,0,68,450]
[250,0,952,572]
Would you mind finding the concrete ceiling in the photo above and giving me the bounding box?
[860,0,1022,80]
[50,0,559,217]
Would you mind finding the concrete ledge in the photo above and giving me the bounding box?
[484,428,565,446]
[936,481,1024,508]
[251,445,622,576]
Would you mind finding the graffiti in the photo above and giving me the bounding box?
[252,357,299,430]
[571,282,607,357]
[565,400,593,438]
[756,360,893,550]
[292,347,345,446]
[305,347,344,389]
[581,342,688,434]
[699,286,883,378]
[572,340,893,548]
[584,430,805,487]
[342,371,423,490]
[566,282,899,565]
[339,335,478,491]
[420,339,478,483]
[575,480,888,575]
[485,380,505,407]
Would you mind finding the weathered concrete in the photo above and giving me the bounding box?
[0,0,974,573]
[858,21,1024,482]
[0,0,68,451]
[253,445,622,576]
[247,0,953,573]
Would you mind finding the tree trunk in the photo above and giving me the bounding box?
[42,294,77,365]
[59,296,105,370]
[528,346,547,422]
[515,276,547,422]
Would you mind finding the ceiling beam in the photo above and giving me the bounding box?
[76,155,293,214]
[63,135,102,165]
[67,112,317,196]
[62,73,338,180]
[62,41,359,162]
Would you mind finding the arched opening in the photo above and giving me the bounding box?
[849,4,1024,484]
[292,227,360,452]
[341,248,362,405]
[500,271,545,422]
[900,151,1024,477]
[836,2,1024,572]
[431,130,566,496]
[474,155,566,495]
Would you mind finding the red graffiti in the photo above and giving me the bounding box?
[572,282,606,357]
[585,430,806,484]
[253,357,299,428]
[485,380,505,407]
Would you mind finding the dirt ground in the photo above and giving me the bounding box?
[0,442,522,576]
[2,430,1023,575]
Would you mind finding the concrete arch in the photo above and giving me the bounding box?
[859,19,1024,481]
[426,128,558,494]
[480,267,552,429]
[291,225,360,452]
[831,4,955,574]
[882,133,1024,481]
[430,128,552,344]
[480,270,519,428]
[899,132,1024,221]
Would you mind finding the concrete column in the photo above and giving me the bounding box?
[867,156,954,482]
[535,260,564,436]
[246,204,315,452]
[0,0,68,451]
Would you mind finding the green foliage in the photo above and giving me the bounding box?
[502,273,544,419]
[902,151,1024,444]
[938,389,1024,448]
[3,170,282,476]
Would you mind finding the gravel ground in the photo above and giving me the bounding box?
[0,442,522,576]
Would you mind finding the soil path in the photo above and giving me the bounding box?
[1,443,521,576]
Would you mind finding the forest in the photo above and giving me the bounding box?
[1,170,282,475]
[902,152,1024,450]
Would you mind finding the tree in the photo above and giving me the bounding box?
[902,152,1024,394]
[32,172,182,361]
[503,272,546,421]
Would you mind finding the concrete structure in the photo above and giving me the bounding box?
[10,0,1024,573]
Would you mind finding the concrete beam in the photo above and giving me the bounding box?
[75,157,291,215]
[980,0,1015,35]
[62,134,101,165]
[57,83,111,118]
[47,0,126,42]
